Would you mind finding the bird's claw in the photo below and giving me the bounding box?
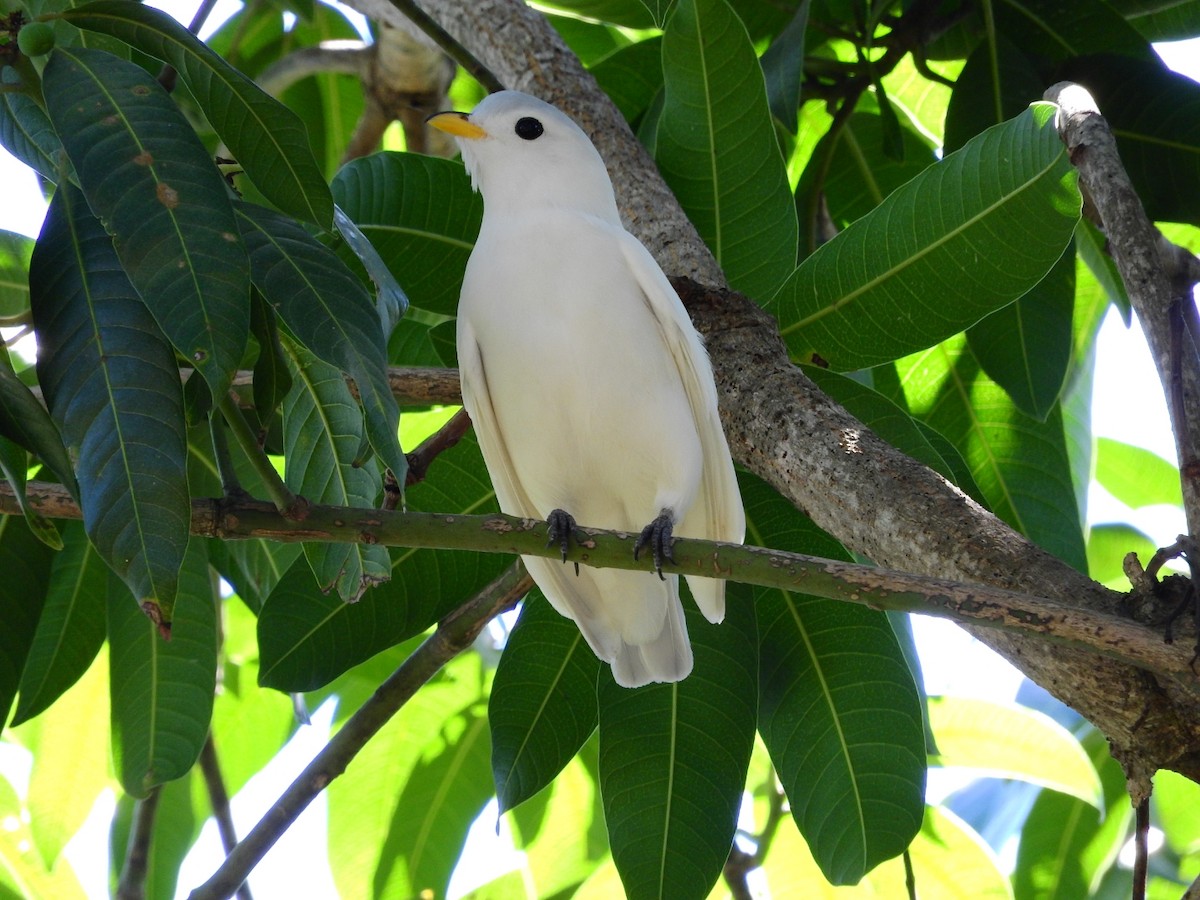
[634,510,675,580]
[547,508,581,575]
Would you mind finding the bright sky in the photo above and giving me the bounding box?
[1,8,1198,898]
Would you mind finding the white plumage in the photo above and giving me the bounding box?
[428,91,744,687]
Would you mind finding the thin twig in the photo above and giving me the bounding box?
[405,407,471,486]
[187,561,531,900]
[116,788,162,900]
[1132,796,1149,900]
[198,736,253,900]
[385,0,503,92]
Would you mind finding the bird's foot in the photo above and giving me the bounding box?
[547,508,581,576]
[634,509,676,581]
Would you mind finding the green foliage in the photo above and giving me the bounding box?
[0,0,1197,897]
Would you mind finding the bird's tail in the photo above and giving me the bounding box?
[523,556,693,687]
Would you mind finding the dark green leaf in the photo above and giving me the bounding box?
[591,37,664,126]
[1117,0,1200,40]
[994,0,1155,64]
[0,434,62,550]
[249,290,291,429]
[772,104,1080,370]
[746,474,925,885]
[658,0,798,301]
[966,243,1076,420]
[0,67,64,183]
[0,516,55,727]
[0,349,77,500]
[599,594,757,900]
[491,592,601,815]
[944,32,1045,153]
[236,200,407,484]
[257,433,507,691]
[107,542,217,797]
[534,0,657,28]
[60,0,334,227]
[281,340,390,601]
[760,0,809,130]
[31,185,189,624]
[331,153,482,318]
[333,206,408,338]
[11,523,107,724]
[547,12,627,66]
[1059,54,1200,226]
[42,46,251,400]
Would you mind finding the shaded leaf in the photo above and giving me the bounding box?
[281,340,390,602]
[658,0,798,300]
[60,0,334,227]
[748,471,926,885]
[42,46,250,400]
[0,348,77,500]
[11,522,107,724]
[966,243,1076,420]
[599,593,757,900]
[237,200,407,483]
[0,516,55,727]
[943,32,1044,154]
[994,0,1154,64]
[0,67,64,183]
[331,152,482,318]
[591,37,664,125]
[0,434,62,550]
[772,104,1080,370]
[761,0,809,130]
[333,205,409,338]
[31,185,189,624]
[107,542,217,797]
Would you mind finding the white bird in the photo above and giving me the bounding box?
[428,91,744,687]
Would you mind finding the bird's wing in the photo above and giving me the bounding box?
[616,233,746,622]
[457,317,542,520]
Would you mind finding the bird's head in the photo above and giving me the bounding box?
[427,90,621,223]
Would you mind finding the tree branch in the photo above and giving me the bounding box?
[1045,82,1200,538]
[2,480,1194,679]
[116,788,161,900]
[399,0,1200,779]
[198,736,253,900]
[187,561,531,900]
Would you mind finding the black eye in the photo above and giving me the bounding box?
[515,117,544,140]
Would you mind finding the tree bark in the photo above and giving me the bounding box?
[372,0,1200,780]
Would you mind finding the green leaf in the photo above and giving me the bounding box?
[771,104,1080,369]
[11,522,107,724]
[236,200,407,483]
[1075,220,1129,320]
[943,33,1044,153]
[966,244,1076,420]
[591,37,664,125]
[60,0,334,227]
[1094,438,1182,508]
[994,0,1154,63]
[0,67,65,183]
[1154,769,1200,858]
[928,695,1102,808]
[1087,523,1159,589]
[1013,728,1133,899]
[331,153,483,318]
[0,516,55,727]
[257,433,507,691]
[509,750,607,898]
[327,653,493,900]
[0,435,62,550]
[333,206,409,338]
[491,592,601,815]
[760,0,809,130]
[0,771,87,900]
[0,231,33,324]
[15,646,111,869]
[1059,54,1200,226]
[657,0,798,300]
[107,542,217,797]
[884,335,1088,571]
[281,340,390,602]
[31,185,189,624]
[0,350,78,500]
[761,804,1013,898]
[599,594,757,900]
[249,290,291,429]
[42,46,250,400]
[1119,0,1200,40]
[748,471,926,885]
[534,0,657,28]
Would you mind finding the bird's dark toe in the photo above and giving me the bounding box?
[634,510,675,580]
[547,508,579,567]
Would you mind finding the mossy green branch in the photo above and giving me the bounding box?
[2,479,1191,678]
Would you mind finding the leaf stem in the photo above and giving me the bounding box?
[115,787,161,900]
[216,394,303,517]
